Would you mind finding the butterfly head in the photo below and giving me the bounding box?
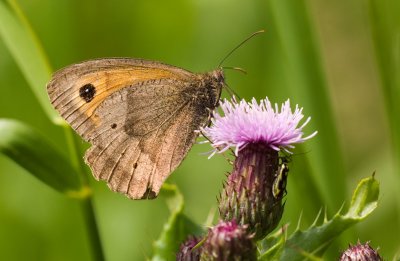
[207,68,225,108]
[212,68,225,86]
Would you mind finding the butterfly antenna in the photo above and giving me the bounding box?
[217,29,265,68]
[222,66,247,74]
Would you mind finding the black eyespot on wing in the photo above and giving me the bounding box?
[79,83,96,103]
[111,123,117,129]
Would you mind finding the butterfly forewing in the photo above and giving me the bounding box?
[47,59,194,140]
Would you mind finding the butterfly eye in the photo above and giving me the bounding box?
[79,83,96,103]
[212,69,225,84]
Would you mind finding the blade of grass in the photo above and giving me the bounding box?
[0,118,82,195]
[267,2,350,258]
[0,1,59,122]
[368,0,400,222]
[268,0,346,211]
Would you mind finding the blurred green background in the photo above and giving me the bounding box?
[0,0,399,260]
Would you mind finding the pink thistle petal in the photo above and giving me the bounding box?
[202,97,317,156]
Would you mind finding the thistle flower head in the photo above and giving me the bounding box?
[200,220,256,261]
[339,241,382,261]
[176,236,202,261]
[218,143,284,240]
[207,96,317,240]
[202,97,317,156]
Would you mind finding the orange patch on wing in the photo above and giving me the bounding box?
[75,67,183,124]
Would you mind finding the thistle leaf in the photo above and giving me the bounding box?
[258,176,379,260]
[152,184,204,261]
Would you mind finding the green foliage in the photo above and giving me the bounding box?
[0,118,83,196]
[152,184,204,261]
[258,176,379,260]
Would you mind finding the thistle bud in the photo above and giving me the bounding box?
[177,236,202,261]
[200,220,256,261]
[339,241,382,261]
[218,143,284,240]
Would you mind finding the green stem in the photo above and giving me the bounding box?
[80,197,106,261]
[63,125,105,261]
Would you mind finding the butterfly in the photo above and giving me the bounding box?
[46,30,263,200]
[47,58,224,199]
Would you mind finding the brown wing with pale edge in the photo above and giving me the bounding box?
[47,58,208,199]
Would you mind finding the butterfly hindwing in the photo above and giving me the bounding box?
[84,81,208,199]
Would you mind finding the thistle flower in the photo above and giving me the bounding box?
[200,220,256,261]
[177,236,202,261]
[202,97,317,240]
[339,241,382,261]
[203,97,316,157]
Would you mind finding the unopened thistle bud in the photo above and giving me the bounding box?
[200,220,256,261]
[339,241,382,261]
[177,236,202,261]
[203,97,317,240]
